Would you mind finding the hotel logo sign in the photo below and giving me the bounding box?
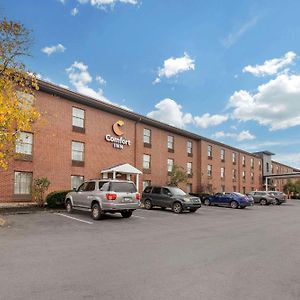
[105,120,131,150]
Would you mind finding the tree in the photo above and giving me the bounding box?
[0,19,40,169]
[168,164,188,187]
[32,177,50,207]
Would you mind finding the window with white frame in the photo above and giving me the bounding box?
[207,164,212,177]
[208,145,212,158]
[232,169,237,180]
[142,180,151,191]
[187,141,193,154]
[242,156,246,166]
[167,159,174,172]
[16,132,33,155]
[14,171,32,195]
[232,152,236,164]
[186,183,192,194]
[221,167,225,179]
[71,175,84,189]
[72,141,85,161]
[143,128,151,144]
[72,107,85,128]
[251,158,254,168]
[251,172,254,183]
[187,162,192,175]
[242,171,246,180]
[167,135,174,150]
[221,149,225,161]
[143,154,151,169]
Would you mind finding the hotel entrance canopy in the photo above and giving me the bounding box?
[101,163,143,191]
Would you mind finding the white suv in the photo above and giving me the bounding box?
[65,180,141,220]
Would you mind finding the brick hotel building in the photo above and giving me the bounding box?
[0,80,298,203]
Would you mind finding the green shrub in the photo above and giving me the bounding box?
[46,190,72,208]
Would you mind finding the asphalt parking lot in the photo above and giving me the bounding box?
[1,201,300,300]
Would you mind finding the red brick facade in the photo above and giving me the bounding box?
[0,81,296,202]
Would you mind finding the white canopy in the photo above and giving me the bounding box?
[101,163,142,175]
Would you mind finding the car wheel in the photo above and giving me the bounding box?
[189,208,197,213]
[272,199,278,205]
[204,199,211,206]
[260,199,267,205]
[121,211,132,218]
[91,203,103,220]
[66,200,73,213]
[172,202,182,214]
[144,199,152,210]
[277,202,282,205]
[230,201,238,209]
[161,207,166,210]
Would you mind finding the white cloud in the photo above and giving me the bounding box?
[212,130,255,142]
[42,44,66,56]
[59,84,69,89]
[59,0,66,4]
[194,113,228,129]
[228,73,300,130]
[147,98,228,129]
[222,17,258,48]
[243,51,296,77]
[96,75,106,85]
[71,7,79,16]
[154,53,195,84]
[274,153,300,169]
[77,0,138,9]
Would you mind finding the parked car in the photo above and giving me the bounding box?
[142,186,201,213]
[247,191,275,205]
[268,191,287,205]
[204,192,253,209]
[65,179,140,220]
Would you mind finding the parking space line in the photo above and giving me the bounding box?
[54,213,93,225]
[132,215,146,219]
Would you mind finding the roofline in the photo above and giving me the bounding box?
[271,160,300,172]
[37,79,263,159]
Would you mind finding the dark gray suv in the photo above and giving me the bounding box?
[65,180,140,220]
[141,186,201,213]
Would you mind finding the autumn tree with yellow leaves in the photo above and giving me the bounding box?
[0,19,40,169]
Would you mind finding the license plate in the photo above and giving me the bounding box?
[122,197,132,203]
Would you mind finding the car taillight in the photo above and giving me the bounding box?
[135,193,141,200]
[106,193,117,200]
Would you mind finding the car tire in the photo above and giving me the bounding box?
[272,199,278,205]
[121,211,132,218]
[172,202,182,214]
[91,203,103,220]
[260,199,267,205]
[204,199,211,206]
[66,200,73,214]
[240,206,246,209]
[144,199,152,210]
[189,208,197,213]
[277,202,282,205]
[230,201,238,209]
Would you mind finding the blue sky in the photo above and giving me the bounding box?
[2,0,300,167]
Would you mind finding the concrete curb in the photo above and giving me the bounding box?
[0,217,6,227]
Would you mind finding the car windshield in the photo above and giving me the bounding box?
[168,187,187,196]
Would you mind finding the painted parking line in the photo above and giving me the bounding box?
[132,215,146,219]
[54,213,93,225]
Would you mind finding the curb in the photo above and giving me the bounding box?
[0,217,6,227]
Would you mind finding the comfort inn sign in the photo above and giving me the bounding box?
[105,120,132,150]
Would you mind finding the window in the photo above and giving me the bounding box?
[242,187,246,194]
[266,162,270,172]
[167,135,174,150]
[221,167,225,179]
[251,158,254,169]
[142,180,151,191]
[251,172,254,183]
[208,145,212,158]
[72,141,84,161]
[187,141,193,155]
[242,171,246,181]
[152,187,161,194]
[277,166,279,174]
[233,186,236,192]
[187,162,192,175]
[143,128,151,144]
[207,164,212,177]
[271,164,273,173]
[232,152,236,164]
[72,107,85,129]
[162,188,171,195]
[71,175,84,189]
[221,149,225,161]
[259,160,262,170]
[143,185,152,193]
[232,169,237,181]
[167,159,174,173]
[143,154,151,169]
[221,185,225,193]
[110,182,137,193]
[187,183,192,194]
[16,132,33,155]
[242,156,246,166]
[85,181,96,191]
[14,172,32,195]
